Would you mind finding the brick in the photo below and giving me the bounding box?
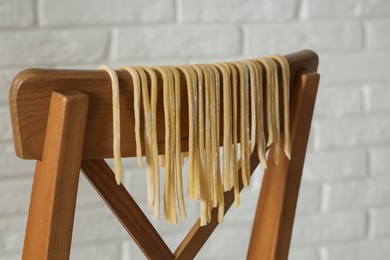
[0,29,109,67]
[71,243,121,260]
[367,21,390,50]
[0,69,20,105]
[245,22,363,55]
[362,0,390,16]
[303,149,366,181]
[0,215,26,254]
[319,53,390,83]
[72,206,127,244]
[0,255,19,260]
[325,176,390,210]
[300,0,361,18]
[372,207,390,237]
[291,211,366,246]
[0,178,32,215]
[327,239,390,260]
[112,26,241,59]
[289,248,321,260]
[364,83,390,112]
[0,106,13,142]
[314,116,390,150]
[0,142,36,178]
[314,86,362,117]
[296,183,320,214]
[42,0,174,25]
[179,0,299,22]
[369,145,390,175]
[0,0,35,28]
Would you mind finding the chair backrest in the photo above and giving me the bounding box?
[9,50,319,260]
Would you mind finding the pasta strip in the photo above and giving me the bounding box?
[249,60,267,168]
[268,58,281,165]
[152,66,174,223]
[255,58,274,149]
[242,60,257,154]
[270,54,291,159]
[133,67,154,209]
[210,65,225,222]
[191,64,209,226]
[232,61,250,187]
[168,66,186,220]
[143,67,160,218]
[226,63,240,207]
[200,65,214,221]
[121,67,143,167]
[177,66,199,202]
[99,66,123,185]
[215,63,231,192]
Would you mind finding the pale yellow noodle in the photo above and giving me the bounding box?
[168,66,186,220]
[121,67,143,167]
[209,65,225,222]
[270,54,291,159]
[177,65,199,202]
[266,58,281,165]
[191,64,208,226]
[249,60,267,168]
[242,60,257,155]
[232,61,250,187]
[226,63,240,207]
[99,66,123,185]
[215,63,231,192]
[200,65,214,221]
[152,66,173,223]
[132,67,154,209]
[143,67,160,219]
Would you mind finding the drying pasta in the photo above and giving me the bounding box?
[143,67,160,219]
[99,66,123,185]
[270,54,291,159]
[121,67,143,167]
[100,53,291,225]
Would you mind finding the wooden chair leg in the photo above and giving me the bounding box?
[22,91,89,260]
[247,72,320,260]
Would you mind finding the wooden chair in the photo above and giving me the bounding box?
[9,50,320,260]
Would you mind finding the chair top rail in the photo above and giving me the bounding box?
[9,50,318,160]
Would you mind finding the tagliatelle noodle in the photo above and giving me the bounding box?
[215,63,232,192]
[177,66,199,202]
[143,67,160,218]
[168,66,186,220]
[242,60,257,156]
[152,66,173,223]
[210,65,225,222]
[255,58,274,149]
[270,54,291,159]
[99,66,123,185]
[191,64,209,226]
[120,67,143,167]
[267,58,281,165]
[248,60,267,168]
[200,65,214,221]
[226,63,240,207]
[134,67,154,209]
[232,61,250,187]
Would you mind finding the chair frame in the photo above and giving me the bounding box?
[9,50,319,260]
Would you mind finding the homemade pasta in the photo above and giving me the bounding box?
[99,54,291,225]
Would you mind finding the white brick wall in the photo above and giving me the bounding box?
[1,0,390,259]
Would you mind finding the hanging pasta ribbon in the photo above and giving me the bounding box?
[143,67,160,219]
[100,53,291,225]
[270,54,291,159]
[99,66,123,185]
[121,67,143,167]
